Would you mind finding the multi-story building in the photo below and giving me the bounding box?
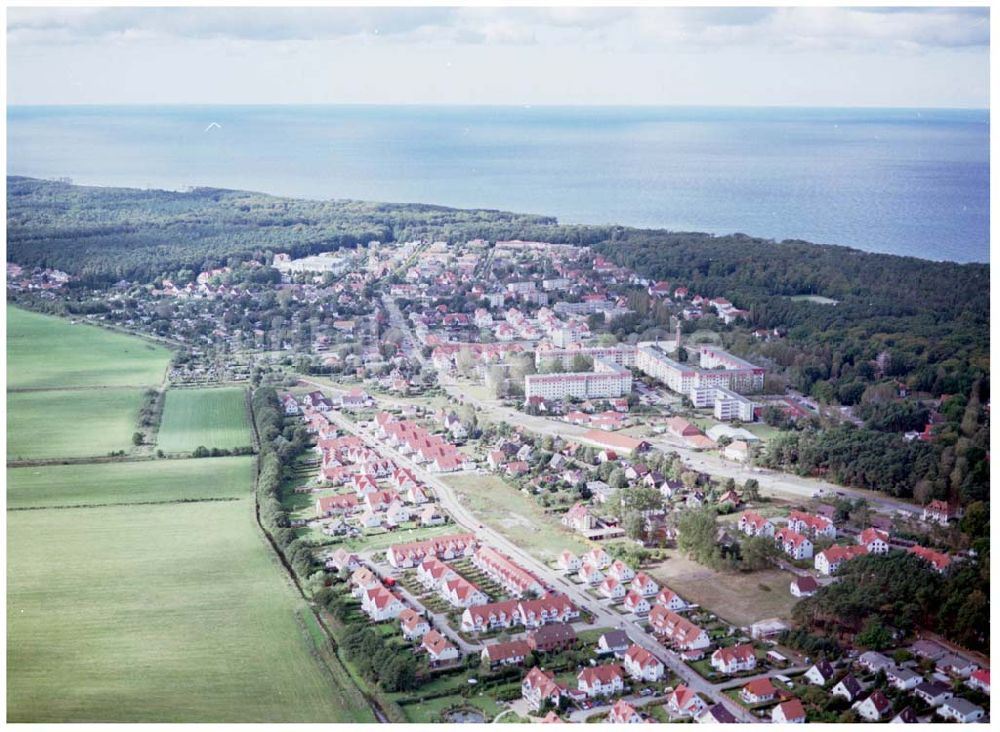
[534,346,638,370]
[636,343,764,402]
[523,358,632,403]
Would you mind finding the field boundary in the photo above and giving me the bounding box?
[9,496,243,512]
[245,390,394,723]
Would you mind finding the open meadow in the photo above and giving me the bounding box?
[7,388,145,460]
[442,473,591,560]
[7,307,170,390]
[157,387,252,453]
[648,551,799,627]
[7,456,254,509]
[7,498,371,722]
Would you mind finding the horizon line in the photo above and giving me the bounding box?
[6,102,990,112]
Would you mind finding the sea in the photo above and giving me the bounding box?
[6,105,989,263]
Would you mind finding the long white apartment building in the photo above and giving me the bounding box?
[637,344,763,417]
[534,345,638,370]
[524,358,632,402]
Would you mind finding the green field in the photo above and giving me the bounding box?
[443,473,591,560]
[7,498,371,722]
[7,457,254,509]
[157,388,252,453]
[7,388,145,460]
[7,307,170,390]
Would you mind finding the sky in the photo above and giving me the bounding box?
[6,6,990,108]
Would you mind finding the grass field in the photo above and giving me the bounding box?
[442,473,591,560]
[7,457,254,509]
[648,551,798,627]
[7,307,170,390]
[157,388,252,453]
[7,388,145,460]
[7,498,372,723]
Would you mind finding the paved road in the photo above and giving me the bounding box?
[323,405,759,723]
[436,372,920,518]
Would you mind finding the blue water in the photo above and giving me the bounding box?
[6,105,989,263]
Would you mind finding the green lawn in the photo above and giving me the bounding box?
[157,387,252,453]
[7,457,254,509]
[442,474,591,561]
[7,498,372,722]
[7,307,170,390]
[7,388,145,460]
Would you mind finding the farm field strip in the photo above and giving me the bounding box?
[7,307,170,390]
[7,456,254,509]
[7,499,370,723]
[7,388,146,460]
[156,387,252,453]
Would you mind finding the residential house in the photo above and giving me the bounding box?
[583,547,611,569]
[655,587,688,612]
[599,577,626,600]
[790,575,819,597]
[887,668,923,691]
[624,644,666,682]
[607,699,644,724]
[578,563,605,585]
[557,550,581,573]
[528,623,577,654]
[740,678,777,705]
[667,685,707,718]
[597,630,630,655]
[441,576,489,608]
[399,608,430,641]
[630,572,659,597]
[420,505,446,526]
[858,651,896,675]
[561,502,596,532]
[711,644,757,675]
[788,510,837,539]
[858,527,891,554]
[362,586,405,621]
[577,664,625,698]
[804,660,836,686]
[938,698,985,723]
[774,528,814,560]
[521,666,566,710]
[422,629,459,665]
[891,707,920,724]
[698,703,736,724]
[815,544,869,575]
[922,499,962,525]
[648,606,710,651]
[772,699,806,724]
[738,511,775,537]
[482,639,532,667]
[914,681,954,707]
[936,654,978,679]
[326,548,361,572]
[854,690,892,722]
[623,590,651,615]
[968,669,990,695]
[607,560,637,583]
[832,675,864,702]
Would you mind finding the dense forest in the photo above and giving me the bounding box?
[6,176,561,284]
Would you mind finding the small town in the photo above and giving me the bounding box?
[10,229,988,724]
